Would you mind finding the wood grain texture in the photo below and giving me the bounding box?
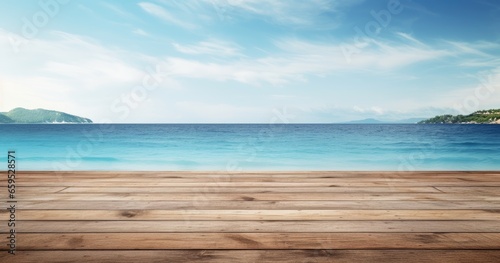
[14,200,500,210]
[2,171,499,262]
[12,220,500,233]
[17,186,444,193]
[1,250,500,263]
[4,209,500,220]
[9,233,500,249]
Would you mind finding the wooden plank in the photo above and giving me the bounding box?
[4,209,500,220]
[11,176,500,183]
[10,220,500,233]
[17,186,442,194]
[7,233,500,250]
[2,171,500,261]
[14,187,68,193]
[2,250,500,263]
[7,181,500,187]
[14,200,500,210]
[60,186,500,194]
[1,250,499,263]
[436,187,500,194]
[11,192,500,201]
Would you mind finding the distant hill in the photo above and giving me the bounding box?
[0,113,14,123]
[0,108,92,124]
[419,109,500,124]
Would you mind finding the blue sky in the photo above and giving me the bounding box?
[0,0,499,123]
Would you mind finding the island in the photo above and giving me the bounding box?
[0,108,92,124]
[419,109,500,124]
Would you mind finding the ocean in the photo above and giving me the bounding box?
[1,124,499,171]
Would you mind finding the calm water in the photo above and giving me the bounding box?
[1,124,499,171]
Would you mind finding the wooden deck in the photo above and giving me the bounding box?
[2,171,500,262]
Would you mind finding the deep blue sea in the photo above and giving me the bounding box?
[1,124,499,171]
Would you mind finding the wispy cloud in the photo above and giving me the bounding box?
[160,30,498,91]
[431,67,500,114]
[458,58,500,68]
[1,0,499,123]
[446,41,494,57]
[132,28,150,37]
[77,4,96,15]
[138,2,197,29]
[203,0,358,27]
[101,2,140,21]
[0,29,160,120]
[439,40,500,68]
[175,101,264,122]
[161,35,452,85]
[353,106,385,115]
[173,39,243,57]
[396,32,426,47]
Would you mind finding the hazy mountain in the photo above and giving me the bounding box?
[1,108,92,124]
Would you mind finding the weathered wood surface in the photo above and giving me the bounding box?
[1,171,499,262]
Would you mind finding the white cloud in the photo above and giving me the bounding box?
[279,38,451,69]
[132,28,149,37]
[458,58,500,68]
[204,0,357,26]
[161,56,301,85]
[396,32,426,47]
[160,37,452,85]
[173,39,242,57]
[445,41,495,57]
[138,2,197,29]
[43,59,143,86]
[368,41,450,68]
[353,106,385,115]
[175,101,265,122]
[1,25,498,123]
[435,67,500,114]
[101,2,140,21]
[441,41,500,68]
[0,29,173,121]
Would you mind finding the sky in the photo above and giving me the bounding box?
[0,0,499,123]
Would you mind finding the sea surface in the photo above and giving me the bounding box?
[1,124,499,171]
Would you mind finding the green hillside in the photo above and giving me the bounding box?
[1,108,92,124]
[0,113,15,123]
[419,109,500,124]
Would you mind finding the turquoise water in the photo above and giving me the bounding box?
[1,124,499,171]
